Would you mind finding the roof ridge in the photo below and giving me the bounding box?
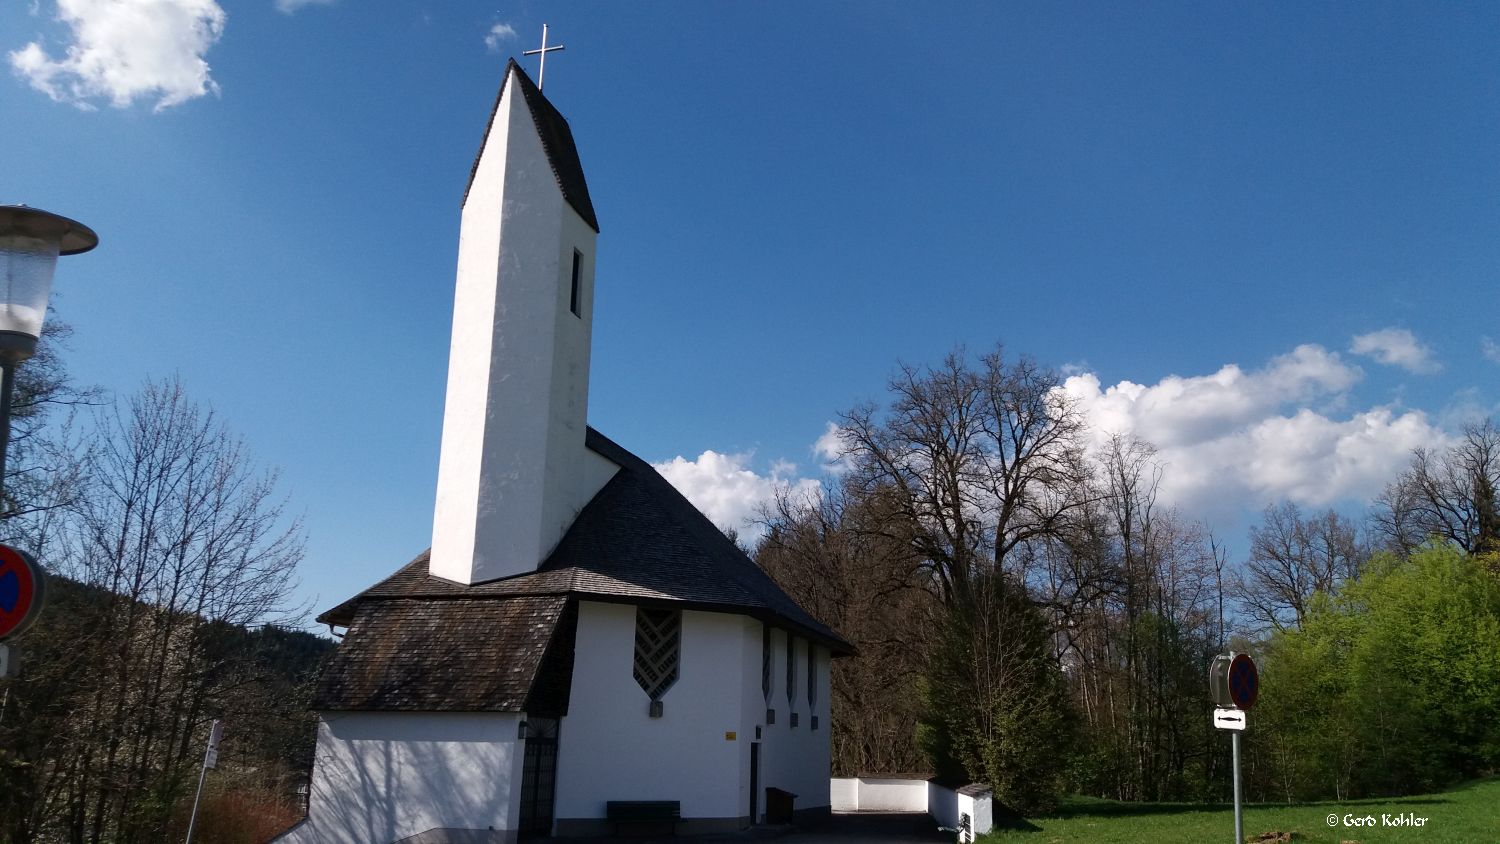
[583,428,850,648]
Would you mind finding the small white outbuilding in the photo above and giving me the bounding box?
[274,60,851,844]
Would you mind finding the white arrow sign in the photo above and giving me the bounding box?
[1213,706,1247,731]
[203,720,224,769]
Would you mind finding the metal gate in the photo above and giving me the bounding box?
[518,717,559,838]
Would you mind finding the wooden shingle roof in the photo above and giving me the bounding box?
[312,428,852,712]
[312,597,566,711]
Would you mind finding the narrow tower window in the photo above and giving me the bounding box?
[569,249,583,317]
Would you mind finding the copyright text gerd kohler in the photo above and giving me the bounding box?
[1329,812,1429,828]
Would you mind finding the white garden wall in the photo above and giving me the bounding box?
[830,777,993,841]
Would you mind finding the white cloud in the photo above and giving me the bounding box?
[654,449,822,542]
[275,0,335,14]
[1064,344,1360,451]
[811,421,858,474]
[9,0,225,111]
[1482,336,1500,365]
[1061,344,1447,519]
[484,22,517,52]
[1350,328,1441,374]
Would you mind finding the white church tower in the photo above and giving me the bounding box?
[430,58,613,585]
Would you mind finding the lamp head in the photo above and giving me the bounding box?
[0,205,97,363]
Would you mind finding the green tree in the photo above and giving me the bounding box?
[1255,545,1500,800]
[921,570,1074,814]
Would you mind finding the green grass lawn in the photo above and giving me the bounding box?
[980,778,1500,843]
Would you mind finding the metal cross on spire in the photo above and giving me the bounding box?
[522,24,565,91]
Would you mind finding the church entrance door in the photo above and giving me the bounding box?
[749,742,761,824]
[519,717,559,838]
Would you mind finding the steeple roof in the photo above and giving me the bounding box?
[462,59,599,232]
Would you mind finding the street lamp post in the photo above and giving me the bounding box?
[0,205,97,505]
[0,206,96,672]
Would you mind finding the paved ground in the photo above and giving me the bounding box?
[559,811,952,844]
[793,811,952,843]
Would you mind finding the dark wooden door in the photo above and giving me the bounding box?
[749,742,761,824]
[519,718,559,838]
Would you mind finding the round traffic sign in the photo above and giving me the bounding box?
[1228,653,1258,710]
[0,544,45,640]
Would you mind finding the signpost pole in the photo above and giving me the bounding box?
[1212,651,1257,844]
[1231,730,1243,844]
[184,719,221,844]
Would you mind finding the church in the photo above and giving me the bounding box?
[274,59,851,844]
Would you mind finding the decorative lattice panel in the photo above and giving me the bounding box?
[633,608,681,700]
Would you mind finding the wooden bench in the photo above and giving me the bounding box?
[606,800,681,837]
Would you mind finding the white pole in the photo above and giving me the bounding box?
[185,719,221,843]
[184,760,209,843]
[1231,730,1244,844]
[538,24,550,89]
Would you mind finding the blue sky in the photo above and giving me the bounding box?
[3,2,1497,626]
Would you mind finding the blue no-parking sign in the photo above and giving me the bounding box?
[0,544,45,641]
[1228,653,1258,710]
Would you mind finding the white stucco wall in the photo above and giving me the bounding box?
[852,778,930,812]
[430,65,611,586]
[556,603,748,822]
[275,711,525,844]
[965,789,994,842]
[929,782,993,843]
[556,603,832,828]
[829,777,859,811]
[752,627,833,822]
[927,781,959,827]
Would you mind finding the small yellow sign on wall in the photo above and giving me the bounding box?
[725,731,737,741]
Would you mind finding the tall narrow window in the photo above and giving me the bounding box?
[569,249,583,317]
[807,645,817,708]
[633,608,680,701]
[786,635,797,706]
[762,624,773,703]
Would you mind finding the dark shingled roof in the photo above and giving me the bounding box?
[322,428,850,651]
[312,596,566,711]
[313,428,852,712]
[462,59,599,232]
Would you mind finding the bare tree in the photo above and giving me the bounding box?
[1236,502,1366,632]
[825,345,1090,808]
[0,320,99,527]
[836,345,1092,605]
[757,479,932,776]
[1373,419,1500,556]
[31,377,303,843]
